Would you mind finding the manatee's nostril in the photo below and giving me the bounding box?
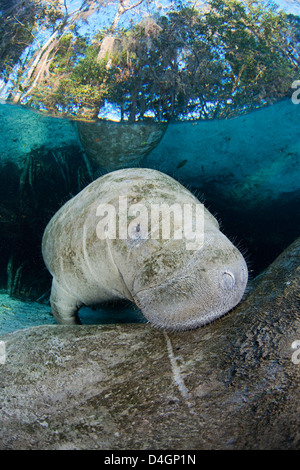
[222,271,235,289]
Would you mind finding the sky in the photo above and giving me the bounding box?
[70,0,300,36]
[277,0,300,14]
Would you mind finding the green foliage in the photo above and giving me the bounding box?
[203,0,298,116]
[27,35,110,118]
[0,1,39,80]
[2,0,299,121]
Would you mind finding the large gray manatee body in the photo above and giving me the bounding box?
[42,168,248,330]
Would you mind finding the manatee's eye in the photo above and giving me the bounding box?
[240,266,247,284]
[222,271,235,289]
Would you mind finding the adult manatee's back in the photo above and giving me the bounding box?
[42,168,248,330]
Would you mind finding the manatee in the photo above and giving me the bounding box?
[42,168,248,330]
[76,120,168,170]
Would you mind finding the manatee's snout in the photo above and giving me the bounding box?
[133,234,248,331]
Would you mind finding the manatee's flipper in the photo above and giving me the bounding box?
[50,279,82,325]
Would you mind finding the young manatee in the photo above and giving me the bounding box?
[42,168,248,330]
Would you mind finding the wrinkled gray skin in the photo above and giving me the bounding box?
[42,168,248,330]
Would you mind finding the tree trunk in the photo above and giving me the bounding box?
[10,0,101,103]
[11,30,60,103]
[129,87,138,122]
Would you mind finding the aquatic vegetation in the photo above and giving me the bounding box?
[0,144,92,300]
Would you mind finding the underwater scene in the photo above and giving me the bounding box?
[0,0,299,451]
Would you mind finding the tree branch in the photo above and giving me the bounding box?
[64,0,68,16]
[122,0,145,13]
[13,16,41,48]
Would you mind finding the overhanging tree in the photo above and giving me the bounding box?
[1,0,299,120]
